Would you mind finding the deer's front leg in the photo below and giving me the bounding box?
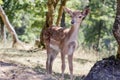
[46,54,50,74]
[68,42,76,80]
[68,54,73,80]
[61,52,66,80]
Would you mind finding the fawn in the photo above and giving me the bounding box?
[43,6,90,80]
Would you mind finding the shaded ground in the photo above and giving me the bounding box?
[0,60,85,80]
[0,61,44,80]
[0,48,97,80]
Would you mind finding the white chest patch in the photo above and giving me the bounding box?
[67,41,76,55]
[50,44,60,52]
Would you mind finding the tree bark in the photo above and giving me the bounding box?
[0,18,6,42]
[47,0,55,27]
[39,0,68,48]
[39,0,56,48]
[56,0,67,26]
[1,23,6,43]
[60,11,66,27]
[39,12,49,48]
[0,5,20,47]
[39,0,60,48]
[112,0,120,58]
[95,20,102,51]
[53,0,59,9]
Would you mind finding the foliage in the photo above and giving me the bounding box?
[2,0,47,41]
[82,0,117,52]
[0,0,3,4]
[0,0,118,53]
[65,0,117,53]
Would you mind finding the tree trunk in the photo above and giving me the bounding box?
[53,0,59,9]
[39,12,49,48]
[112,0,120,58]
[60,11,66,27]
[0,18,6,43]
[0,5,21,48]
[95,20,102,51]
[47,0,55,27]
[39,0,68,48]
[1,24,6,43]
[56,0,67,26]
[39,0,60,48]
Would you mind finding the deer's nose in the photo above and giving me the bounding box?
[71,20,75,24]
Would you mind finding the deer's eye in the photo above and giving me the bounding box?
[79,16,82,18]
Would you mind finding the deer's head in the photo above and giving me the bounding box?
[64,6,90,25]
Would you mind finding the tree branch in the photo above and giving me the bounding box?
[56,0,67,26]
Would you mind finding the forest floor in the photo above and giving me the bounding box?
[0,47,100,80]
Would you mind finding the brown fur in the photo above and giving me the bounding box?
[43,7,90,80]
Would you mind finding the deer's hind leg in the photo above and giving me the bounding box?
[61,52,66,80]
[46,47,59,74]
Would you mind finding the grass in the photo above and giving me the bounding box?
[0,47,98,80]
[0,41,116,80]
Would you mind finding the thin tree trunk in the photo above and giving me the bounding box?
[47,0,55,27]
[56,0,67,26]
[39,0,60,48]
[1,24,6,43]
[60,11,66,27]
[39,12,49,48]
[53,0,59,9]
[96,20,102,51]
[39,0,55,48]
[0,5,20,47]
[0,18,6,42]
[112,0,120,58]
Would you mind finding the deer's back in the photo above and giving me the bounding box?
[43,27,69,45]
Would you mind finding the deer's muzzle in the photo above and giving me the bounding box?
[71,20,75,24]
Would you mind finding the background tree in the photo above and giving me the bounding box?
[0,5,20,47]
[56,0,67,26]
[82,0,116,53]
[0,0,117,56]
[0,18,5,42]
[113,0,120,58]
[0,0,46,48]
[39,0,67,47]
[0,0,5,43]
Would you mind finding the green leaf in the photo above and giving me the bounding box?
[19,0,24,4]
[0,0,3,4]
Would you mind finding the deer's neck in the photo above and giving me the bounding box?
[68,23,81,40]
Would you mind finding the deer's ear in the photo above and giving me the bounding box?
[64,7,73,15]
[82,6,90,16]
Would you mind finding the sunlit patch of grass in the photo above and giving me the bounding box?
[0,46,112,80]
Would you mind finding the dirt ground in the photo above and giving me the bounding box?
[0,48,97,80]
[0,61,44,80]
